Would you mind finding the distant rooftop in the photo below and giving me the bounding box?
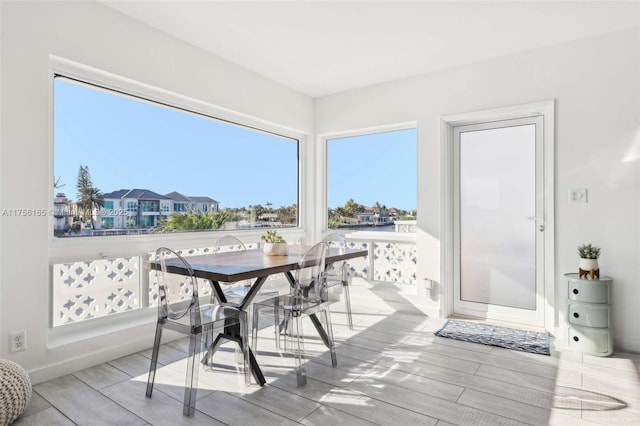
[165,191,219,204]
[103,189,173,200]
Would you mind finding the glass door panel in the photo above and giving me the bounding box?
[453,116,544,326]
[460,124,536,309]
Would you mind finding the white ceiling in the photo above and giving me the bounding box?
[99,1,639,98]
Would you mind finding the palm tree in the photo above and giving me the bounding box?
[153,209,230,233]
[344,198,357,217]
[76,165,104,229]
[54,176,65,190]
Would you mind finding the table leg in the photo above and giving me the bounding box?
[309,314,331,348]
[202,329,266,386]
[202,276,270,387]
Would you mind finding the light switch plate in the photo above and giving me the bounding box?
[569,188,587,204]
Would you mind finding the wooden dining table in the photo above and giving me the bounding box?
[149,244,368,386]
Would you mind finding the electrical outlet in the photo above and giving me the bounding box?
[10,330,27,352]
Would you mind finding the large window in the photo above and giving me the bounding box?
[53,77,299,238]
[326,128,417,231]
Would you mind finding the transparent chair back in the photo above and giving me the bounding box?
[252,241,336,386]
[322,232,354,329]
[146,247,250,417]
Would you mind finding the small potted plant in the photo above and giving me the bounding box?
[261,230,288,256]
[577,243,601,278]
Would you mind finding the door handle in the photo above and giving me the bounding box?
[526,216,544,231]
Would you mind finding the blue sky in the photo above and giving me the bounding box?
[327,129,416,209]
[54,78,416,210]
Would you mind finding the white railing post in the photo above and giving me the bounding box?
[367,239,375,281]
[140,252,150,308]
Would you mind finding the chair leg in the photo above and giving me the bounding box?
[252,303,260,355]
[146,323,163,398]
[321,308,338,367]
[342,281,353,330]
[239,313,251,386]
[274,302,281,350]
[292,311,306,386]
[183,333,201,417]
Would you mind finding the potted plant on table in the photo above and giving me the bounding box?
[261,230,288,256]
[577,243,601,279]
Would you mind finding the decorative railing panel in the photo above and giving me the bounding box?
[394,220,417,233]
[52,256,141,326]
[345,241,370,279]
[51,236,416,327]
[372,241,417,283]
[345,231,417,285]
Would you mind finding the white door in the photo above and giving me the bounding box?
[453,116,545,326]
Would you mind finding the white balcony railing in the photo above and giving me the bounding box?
[344,230,417,285]
[51,236,416,326]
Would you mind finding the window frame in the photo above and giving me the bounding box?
[319,122,418,233]
[49,56,305,251]
[47,56,306,341]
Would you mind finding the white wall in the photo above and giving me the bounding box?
[0,1,313,382]
[315,28,640,352]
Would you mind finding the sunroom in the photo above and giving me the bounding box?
[1,1,639,425]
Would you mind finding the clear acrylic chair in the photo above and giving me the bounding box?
[213,235,279,304]
[251,241,336,386]
[146,247,250,417]
[323,232,354,329]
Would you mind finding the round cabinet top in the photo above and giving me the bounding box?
[565,272,612,282]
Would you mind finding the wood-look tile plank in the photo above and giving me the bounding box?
[435,421,458,426]
[406,333,495,354]
[581,408,640,425]
[423,341,571,382]
[12,407,75,426]
[138,344,189,366]
[353,366,464,401]
[34,374,145,425]
[475,364,577,391]
[109,353,155,378]
[373,360,580,415]
[100,378,223,425]
[322,386,438,425]
[547,410,604,426]
[265,372,434,425]
[457,388,553,426]
[234,383,320,422]
[74,362,132,390]
[581,350,640,372]
[334,342,384,364]
[301,405,380,426]
[196,390,299,425]
[376,348,481,375]
[581,373,640,400]
[345,376,523,426]
[18,390,52,417]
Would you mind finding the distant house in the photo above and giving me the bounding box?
[100,189,173,229]
[97,189,220,230]
[258,213,279,223]
[165,192,219,214]
[356,206,392,226]
[53,193,73,231]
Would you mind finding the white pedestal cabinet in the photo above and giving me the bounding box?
[565,273,613,356]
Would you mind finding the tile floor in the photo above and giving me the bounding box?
[13,279,640,425]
